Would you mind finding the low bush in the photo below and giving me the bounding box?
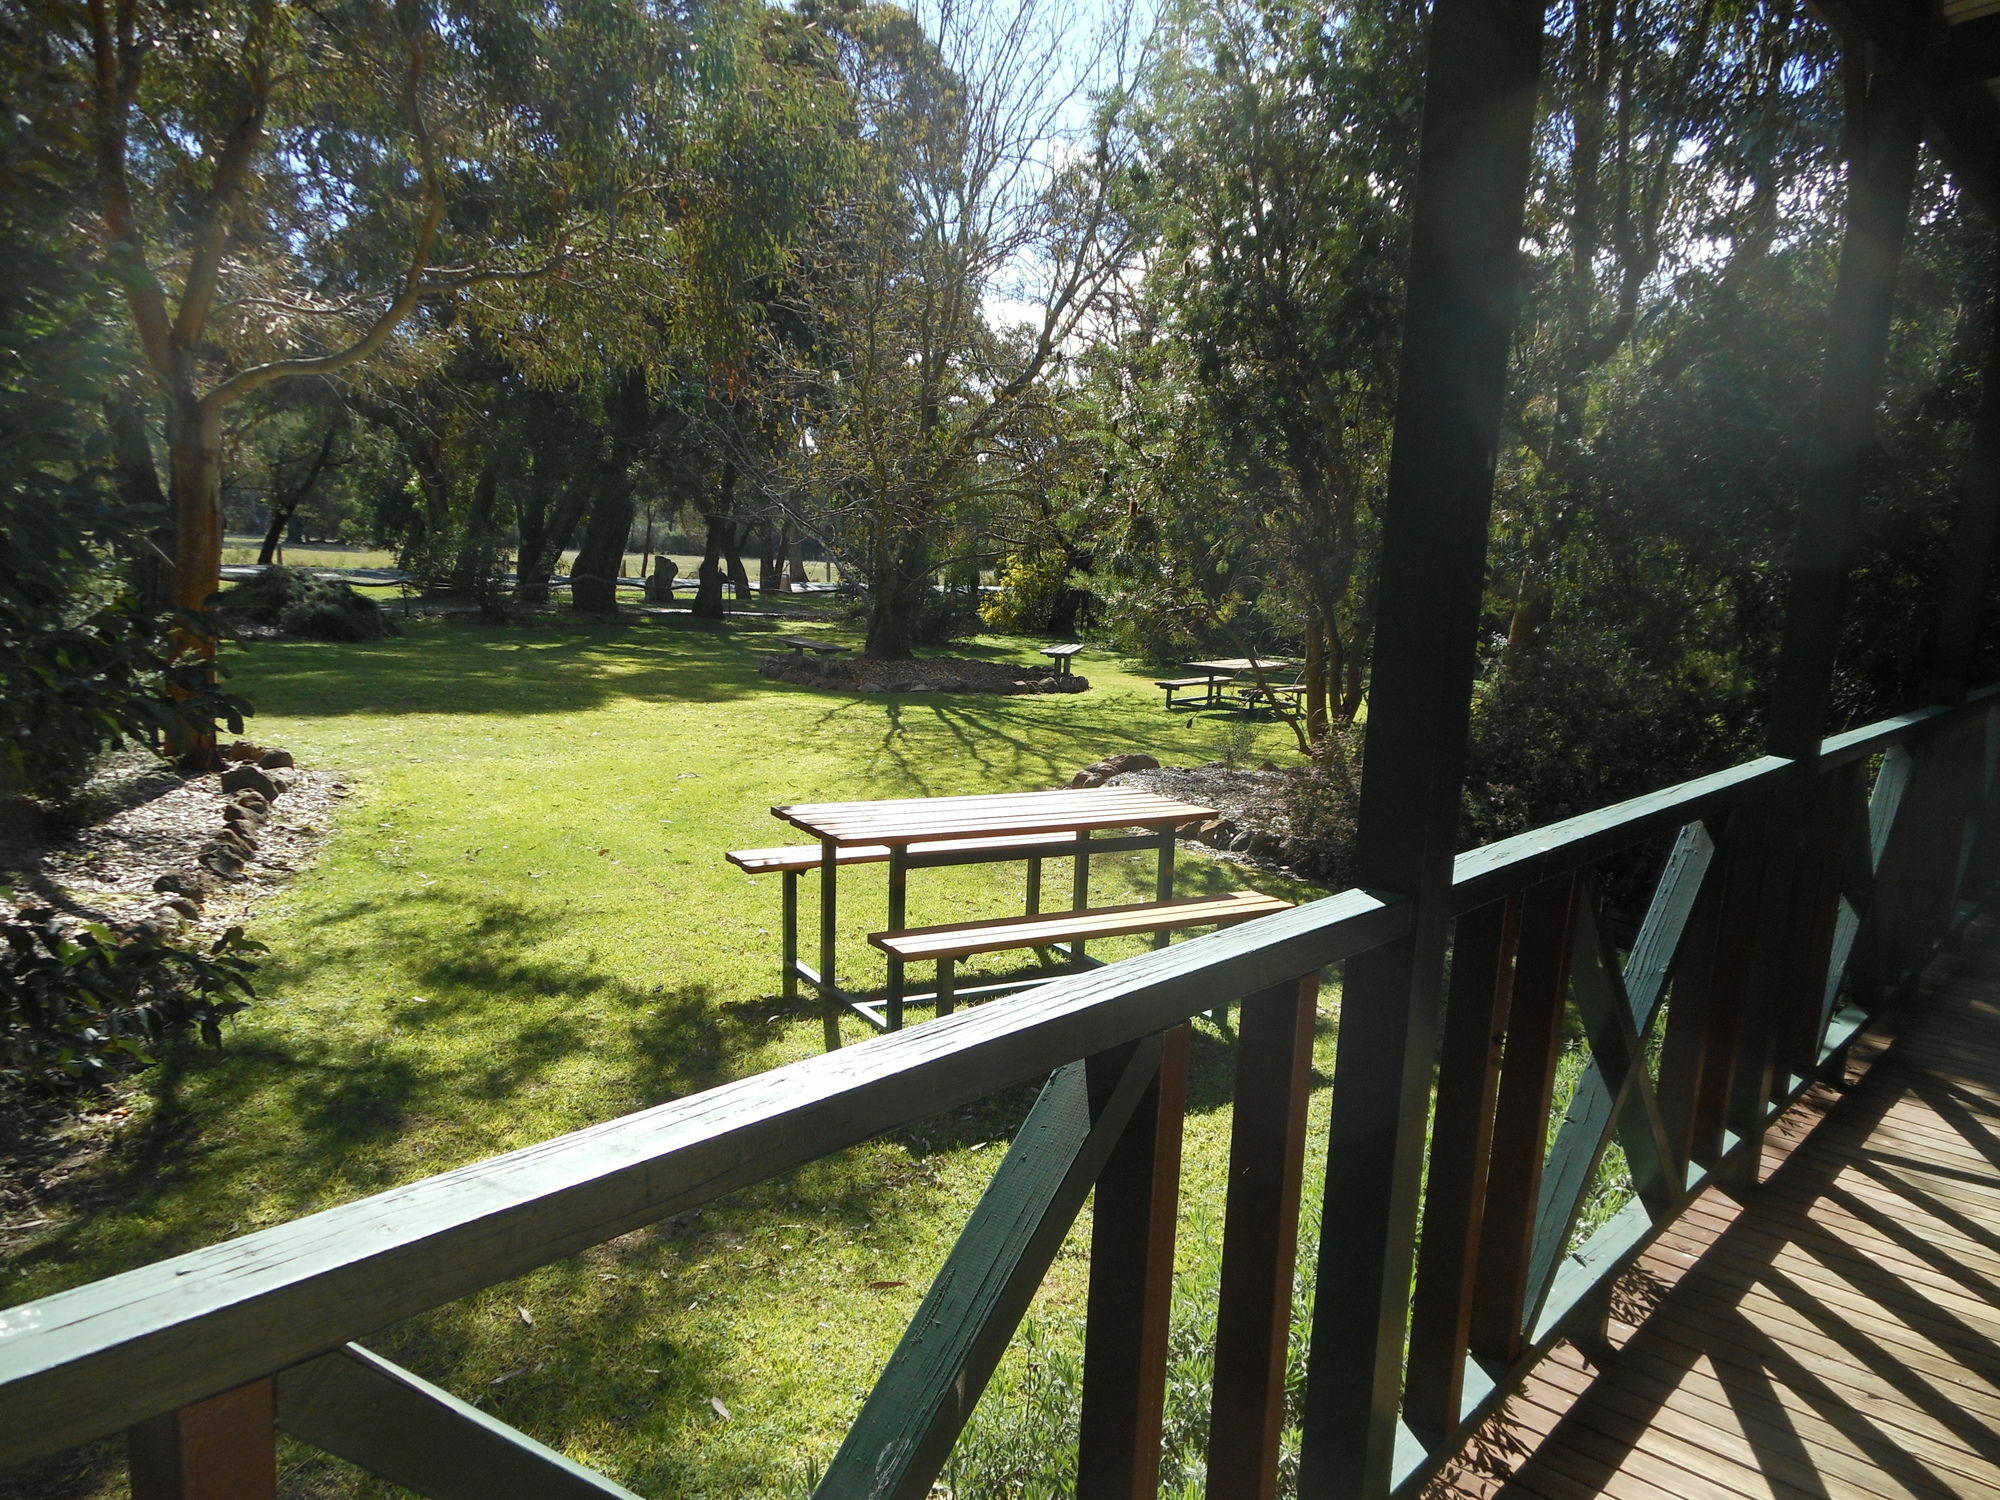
[1282,721,1365,885]
[0,591,251,807]
[217,566,395,642]
[0,910,262,1092]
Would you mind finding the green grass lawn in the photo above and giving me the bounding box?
[4,614,1330,1499]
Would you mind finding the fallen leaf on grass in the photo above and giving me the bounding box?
[489,1367,530,1385]
[517,1305,534,1325]
[867,1280,908,1290]
[709,1396,731,1421]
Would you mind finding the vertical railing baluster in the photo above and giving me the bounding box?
[129,1380,276,1500]
[1776,761,1865,1081]
[1467,877,1575,1366]
[1206,975,1322,1500]
[1077,1023,1190,1499]
[1656,818,1726,1180]
[1403,899,1515,1439]
[1674,803,1770,1168]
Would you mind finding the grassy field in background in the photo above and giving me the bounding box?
[219,537,844,586]
[2,613,1327,1499]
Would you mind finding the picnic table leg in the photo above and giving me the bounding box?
[782,870,799,1002]
[1152,827,1177,950]
[1072,830,1091,963]
[937,958,956,1016]
[819,840,840,1051]
[886,846,909,1031]
[1026,855,1043,915]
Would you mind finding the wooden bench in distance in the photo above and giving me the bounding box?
[870,888,1293,1022]
[780,636,850,657]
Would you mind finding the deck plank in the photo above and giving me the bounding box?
[1434,930,2000,1499]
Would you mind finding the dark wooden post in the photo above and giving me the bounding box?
[1926,261,2000,708]
[1206,976,1321,1499]
[1402,899,1515,1439]
[1076,1023,1190,1498]
[129,1381,277,1500]
[1735,61,1921,1171]
[1466,878,1577,1366]
[1765,62,1923,764]
[1295,3,1545,1495]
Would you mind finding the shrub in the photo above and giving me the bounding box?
[216,566,394,641]
[0,590,251,806]
[1283,721,1365,885]
[0,910,262,1092]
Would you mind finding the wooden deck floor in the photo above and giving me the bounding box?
[1433,934,2000,1500]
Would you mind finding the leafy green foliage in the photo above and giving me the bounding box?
[0,909,261,1092]
[215,567,396,643]
[0,589,250,804]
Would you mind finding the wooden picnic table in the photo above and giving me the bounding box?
[770,787,1216,1036]
[1170,658,1299,709]
[781,636,851,657]
[1039,643,1086,677]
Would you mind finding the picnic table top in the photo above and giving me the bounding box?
[780,636,851,653]
[1186,657,1298,674]
[1039,643,1086,657]
[772,786,1218,846]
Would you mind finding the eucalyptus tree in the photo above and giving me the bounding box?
[1103,0,1423,733]
[1497,0,1842,645]
[51,0,651,680]
[777,0,1147,660]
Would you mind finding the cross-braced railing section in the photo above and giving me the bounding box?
[0,698,1993,1500]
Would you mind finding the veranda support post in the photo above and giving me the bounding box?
[1296,2,1547,1495]
[1736,62,1922,1178]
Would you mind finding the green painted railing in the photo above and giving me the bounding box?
[0,695,1993,1500]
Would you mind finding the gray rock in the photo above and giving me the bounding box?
[258,748,295,769]
[198,845,246,880]
[220,764,278,800]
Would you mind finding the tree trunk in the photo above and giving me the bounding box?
[693,512,731,619]
[106,393,174,606]
[451,459,500,595]
[164,391,224,770]
[864,525,931,661]
[692,461,737,620]
[516,475,590,606]
[785,523,809,588]
[259,419,341,566]
[570,370,649,615]
[757,518,782,594]
[725,521,752,602]
[1304,615,1329,746]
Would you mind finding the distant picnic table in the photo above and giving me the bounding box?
[1156,658,1301,712]
[1039,643,1086,677]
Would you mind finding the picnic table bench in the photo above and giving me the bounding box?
[871,889,1292,1017]
[781,637,850,657]
[1156,674,1231,710]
